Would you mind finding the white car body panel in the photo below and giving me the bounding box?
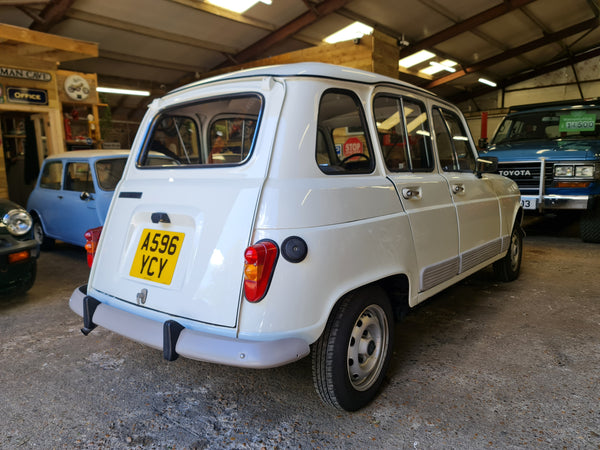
[71,62,522,370]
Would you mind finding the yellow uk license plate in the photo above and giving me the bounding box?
[129,229,185,285]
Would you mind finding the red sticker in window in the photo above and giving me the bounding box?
[343,137,363,157]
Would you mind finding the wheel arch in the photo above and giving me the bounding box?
[325,273,411,326]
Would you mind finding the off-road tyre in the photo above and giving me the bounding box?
[580,202,600,243]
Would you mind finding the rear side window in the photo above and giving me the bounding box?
[138,94,262,167]
[316,90,374,175]
[40,161,62,190]
[65,162,95,193]
[373,95,434,172]
[95,158,126,191]
[433,107,476,172]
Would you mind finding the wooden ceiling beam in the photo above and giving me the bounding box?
[29,0,75,32]
[0,23,97,60]
[425,17,600,89]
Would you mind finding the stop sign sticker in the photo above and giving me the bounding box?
[343,137,363,158]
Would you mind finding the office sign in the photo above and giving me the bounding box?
[7,87,48,105]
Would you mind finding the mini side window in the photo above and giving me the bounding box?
[316,90,374,175]
[433,107,476,172]
[40,161,62,190]
[95,158,126,191]
[374,95,433,172]
[65,162,95,193]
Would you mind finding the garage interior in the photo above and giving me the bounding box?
[1,0,599,447]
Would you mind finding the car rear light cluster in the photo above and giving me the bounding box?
[84,226,103,268]
[243,240,279,302]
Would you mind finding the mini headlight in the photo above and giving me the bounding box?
[2,209,33,236]
[575,165,595,178]
[554,165,573,177]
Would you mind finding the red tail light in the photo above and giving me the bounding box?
[243,240,279,302]
[84,226,103,268]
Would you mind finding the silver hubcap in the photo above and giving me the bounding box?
[347,304,389,391]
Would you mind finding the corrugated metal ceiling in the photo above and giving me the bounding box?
[1,0,598,120]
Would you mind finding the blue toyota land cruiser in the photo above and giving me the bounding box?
[481,99,600,242]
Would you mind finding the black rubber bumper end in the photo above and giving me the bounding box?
[163,320,185,362]
[81,296,101,336]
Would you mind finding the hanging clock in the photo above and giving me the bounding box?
[64,74,90,101]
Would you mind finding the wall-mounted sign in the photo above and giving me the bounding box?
[7,87,48,105]
[64,74,90,101]
[57,70,98,105]
[0,67,52,82]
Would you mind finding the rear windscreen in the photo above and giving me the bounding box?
[138,94,263,167]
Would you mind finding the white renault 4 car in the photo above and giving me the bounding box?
[70,63,523,411]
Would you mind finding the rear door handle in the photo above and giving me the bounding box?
[452,184,465,194]
[402,187,422,200]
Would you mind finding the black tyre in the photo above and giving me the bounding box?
[16,261,37,295]
[312,285,394,411]
[32,218,54,250]
[493,224,523,282]
[580,203,600,243]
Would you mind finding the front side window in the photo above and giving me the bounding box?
[316,90,374,175]
[433,108,476,172]
[40,161,62,190]
[374,95,433,172]
[95,158,127,191]
[139,94,262,167]
[65,162,95,193]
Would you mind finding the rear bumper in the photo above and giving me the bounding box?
[69,285,310,369]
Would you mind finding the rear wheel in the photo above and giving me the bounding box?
[493,224,523,281]
[580,202,600,243]
[311,285,394,411]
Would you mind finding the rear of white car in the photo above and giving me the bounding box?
[70,63,522,411]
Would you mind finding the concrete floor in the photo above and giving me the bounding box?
[1,215,599,449]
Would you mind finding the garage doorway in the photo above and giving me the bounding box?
[0,110,50,205]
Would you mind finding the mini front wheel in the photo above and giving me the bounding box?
[311,285,394,411]
[33,218,54,250]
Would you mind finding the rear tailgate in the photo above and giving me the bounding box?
[89,78,285,328]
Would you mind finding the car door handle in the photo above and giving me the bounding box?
[452,184,465,194]
[402,187,422,200]
[57,195,63,199]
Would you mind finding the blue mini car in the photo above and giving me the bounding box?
[27,150,130,247]
[481,100,600,242]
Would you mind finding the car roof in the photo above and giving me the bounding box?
[170,62,436,98]
[45,150,130,161]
